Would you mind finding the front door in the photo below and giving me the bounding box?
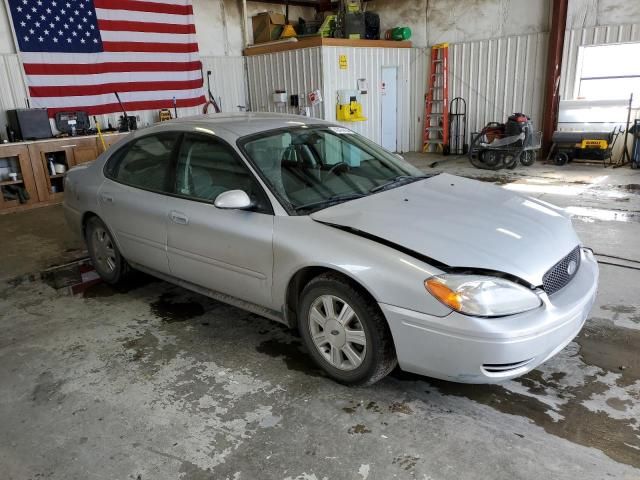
[166,133,275,308]
[381,66,398,152]
[99,132,181,275]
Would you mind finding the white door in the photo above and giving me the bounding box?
[381,66,398,152]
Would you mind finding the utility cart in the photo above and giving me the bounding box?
[468,113,542,170]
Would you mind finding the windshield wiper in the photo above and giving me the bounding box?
[369,174,434,193]
[294,193,367,212]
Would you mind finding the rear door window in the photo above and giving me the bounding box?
[105,132,180,193]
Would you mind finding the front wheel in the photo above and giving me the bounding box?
[298,273,397,385]
[86,216,130,284]
[520,150,536,166]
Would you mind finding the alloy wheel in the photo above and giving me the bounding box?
[91,227,117,274]
[307,294,367,371]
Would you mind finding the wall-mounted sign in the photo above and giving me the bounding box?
[307,89,323,106]
[357,78,368,94]
[339,54,348,70]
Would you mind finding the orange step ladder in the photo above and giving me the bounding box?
[422,43,450,154]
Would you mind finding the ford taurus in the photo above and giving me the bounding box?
[64,113,599,385]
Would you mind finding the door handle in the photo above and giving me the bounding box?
[170,211,189,225]
[100,193,114,203]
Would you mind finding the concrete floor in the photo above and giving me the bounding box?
[1,155,639,479]
[0,204,85,282]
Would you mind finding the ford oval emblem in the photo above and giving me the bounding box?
[567,260,577,276]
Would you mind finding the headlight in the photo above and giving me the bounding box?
[425,274,542,317]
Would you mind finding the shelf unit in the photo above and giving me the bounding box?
[0,144,38,211]
[29,142,77,203]
[0,132,128,214]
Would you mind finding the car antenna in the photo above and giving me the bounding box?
[114,91,130,132]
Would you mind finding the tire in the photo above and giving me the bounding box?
[85,216,130,285]
[442,145,450,156]
[554,151,569,166]
[504,154,518,169]
[298,273,397,386]
[520,150,536,166]
[478,150,504,170]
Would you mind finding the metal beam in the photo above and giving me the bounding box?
[541,0,568,156]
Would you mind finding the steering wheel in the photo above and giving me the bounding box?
[327,162,350,175]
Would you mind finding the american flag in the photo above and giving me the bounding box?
[7,0,206,116]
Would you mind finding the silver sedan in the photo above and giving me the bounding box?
[64,113,599,385]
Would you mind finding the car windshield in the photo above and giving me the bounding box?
[240,126,430,213]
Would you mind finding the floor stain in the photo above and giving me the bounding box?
[577,321,640,387]
[463,174,512,185]
[389,401,414,415]
[83,273,157,298]
[348,424,371,434]
[150,293,205,323]
[255,338,324,378]
[601,304,637,315]
[621,183,640,194]
[365,401,382,413]
[392,454,419,471]
[31,371,65,405]
[122,331,159,362]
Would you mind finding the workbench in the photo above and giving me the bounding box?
[0,132,128,214]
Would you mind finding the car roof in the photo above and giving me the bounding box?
[144,112,333,138]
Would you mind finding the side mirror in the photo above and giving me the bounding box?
[214,190,252,210]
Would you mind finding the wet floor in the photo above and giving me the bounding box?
[2,155,640,479]
[1,270,639,479]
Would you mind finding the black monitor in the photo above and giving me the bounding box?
[7,108,53,140]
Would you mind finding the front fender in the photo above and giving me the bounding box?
[272,216,453,318]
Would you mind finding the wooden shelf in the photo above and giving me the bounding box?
[0,132,128,214]
[0,179,24,186]
[244,36,412,56]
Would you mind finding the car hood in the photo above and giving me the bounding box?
[310,173,580,286]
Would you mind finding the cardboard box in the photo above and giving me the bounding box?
[252,12,286,44]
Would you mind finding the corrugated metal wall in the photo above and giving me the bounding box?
[200,55,247,113]
[0,54,29,134]
[322,46,413,152]
[0,55,246,136]
[245,46,413,152]
[409,32,548,151]
[560,22,640,101]
[245,48,324,118]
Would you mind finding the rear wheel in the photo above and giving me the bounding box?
[298,273,397,385]
[86,216,130,284]
[554,151,569,166]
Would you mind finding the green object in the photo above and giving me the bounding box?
[390,27,412,41]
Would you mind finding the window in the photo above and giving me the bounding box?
[106,132,180,192]
[575,43,640,100]
[175,134,271,213]
[241,127,423,212]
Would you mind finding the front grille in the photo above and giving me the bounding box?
[543,246,581,295]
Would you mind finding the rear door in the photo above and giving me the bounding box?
[166,133,275,307]
[98,132,181,275]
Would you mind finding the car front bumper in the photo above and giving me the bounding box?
[381,248,599,384]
